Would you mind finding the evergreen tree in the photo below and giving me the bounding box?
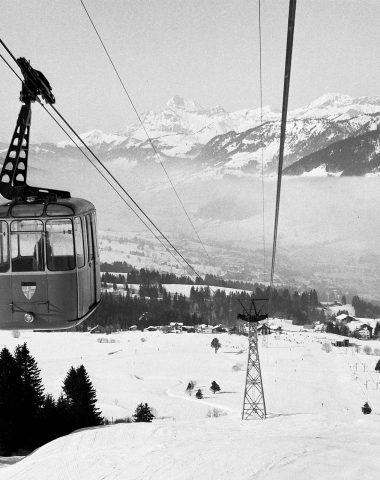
[55,394,73,437]
[14,343,45,449]
[211,338,221,353]
[133,403,154,422]
[0,347,23,455]
[374,322,380,338]
[40,394,58,444]
[375,360,380,373]
[186,381,195,395]
[63,365,103,430]
[326,321,335,334]
[210,381,221,394]
[195,389,203,399]
[362,402,372,415]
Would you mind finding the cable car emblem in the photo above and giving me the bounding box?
[21,282,36,300]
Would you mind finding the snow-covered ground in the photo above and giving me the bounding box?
[1,329,380,479]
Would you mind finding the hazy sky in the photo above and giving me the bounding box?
[1,0,379,142]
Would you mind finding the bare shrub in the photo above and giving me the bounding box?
[114,417,133,424]
[322,342,332,353]
[206,408,225,418]
[232,363,244,372]
[140,337,147,343]
[11,330,20,339]
[363,345,372,355]
[374,348,380,356]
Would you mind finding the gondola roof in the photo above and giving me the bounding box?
[0,197,95,218]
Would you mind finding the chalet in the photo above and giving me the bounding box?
[257,324,271,335]
[197,324,213,334]
[336,314,356,323]
[212,324,229,333]
[355,324,373,339]
[170,322,183,331]
[346,320,373,339]
[182,325,196,333]
[314,323,326,333]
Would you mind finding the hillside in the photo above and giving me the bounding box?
[283,129,380,176]
[1,329,380,479]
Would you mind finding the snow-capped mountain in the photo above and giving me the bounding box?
[2,93,380,176]
[194,93,380,175]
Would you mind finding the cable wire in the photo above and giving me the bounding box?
[258,0,266,281]
[78,0,210,261]
[269,0,297,299]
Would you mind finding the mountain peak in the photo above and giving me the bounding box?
[166,95,202,112]
[308,93,353,109]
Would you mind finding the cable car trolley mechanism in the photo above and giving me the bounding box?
[0,54,101,330]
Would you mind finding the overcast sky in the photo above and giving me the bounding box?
[1,0,379,143]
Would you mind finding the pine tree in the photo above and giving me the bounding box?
[55,394,73,437]
[211,338,221,353]
[133,403,154,422]
[210,381,221,394]
[186,381,195,395]
[14,343,45,449]
[63,365,103,431]
[40,394,58,444]
[375,360,380,372]
[0,347,23,455]
[374,322,380,338]
[195,389,203,399]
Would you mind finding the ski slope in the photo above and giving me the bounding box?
[1,329,380,479]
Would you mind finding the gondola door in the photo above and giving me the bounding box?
[85,214,97,307]
[9,219,49,327]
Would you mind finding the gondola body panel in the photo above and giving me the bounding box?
[46,271,78,326]
[11,272,49,327]
[0,275,12,328]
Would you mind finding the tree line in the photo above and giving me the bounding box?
[85,275,324,330]
[101,265,274,290]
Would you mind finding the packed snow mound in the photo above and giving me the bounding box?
[2,415,380,480]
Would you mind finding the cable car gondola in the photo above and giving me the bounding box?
[0,56,100,330]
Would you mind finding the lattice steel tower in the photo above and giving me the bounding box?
[238,299,267,420]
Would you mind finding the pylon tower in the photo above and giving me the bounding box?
[242,321,266,420]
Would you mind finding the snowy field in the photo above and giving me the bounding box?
[1,329,380,479]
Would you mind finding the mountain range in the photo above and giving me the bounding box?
[2,93,379,177]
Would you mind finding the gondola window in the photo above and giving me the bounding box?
[46,219,75,271]
[11,220,44,272]
[74,217,85,268]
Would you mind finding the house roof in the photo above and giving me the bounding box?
[346,321,373,333]
[336,313,354,321]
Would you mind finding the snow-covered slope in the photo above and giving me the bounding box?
[1,329,380,479]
